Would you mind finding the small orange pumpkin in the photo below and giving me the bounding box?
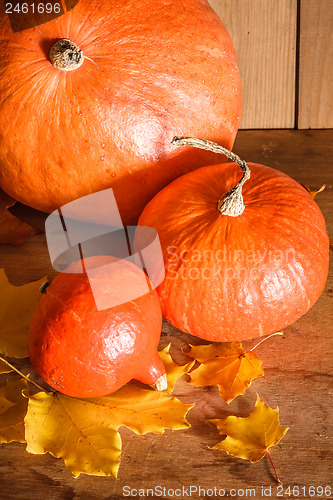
[138,138,329,342]
[28,256,166,398]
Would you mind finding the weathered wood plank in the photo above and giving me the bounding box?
[298,0,333,128]
[209,0,297,129]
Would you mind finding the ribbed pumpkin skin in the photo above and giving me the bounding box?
[138,163,329,341]
[0,0,241,225]
[28,256,165,398]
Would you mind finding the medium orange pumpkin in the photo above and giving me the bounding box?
[28,256,166,398]
[138,138,329,342]
[0,0,241,225]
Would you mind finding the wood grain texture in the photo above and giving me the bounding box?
[209,0,297,129]
[0,131,332,499]
[298,0,333,129]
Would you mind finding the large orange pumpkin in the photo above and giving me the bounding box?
[138,138,329,342]
[28,256,166,398]
[0,0,241,225]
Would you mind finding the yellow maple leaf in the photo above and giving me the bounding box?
[186,342,263,403]
[0,379,29,443]
[87,382,193,435]
[209,395,289,462]
[159,344,195,393]
[0,190,36,246]
[25,391,122,478]
[24,354,194,478]
[0,269,46,358]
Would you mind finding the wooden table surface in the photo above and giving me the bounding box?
[0,130,332,500]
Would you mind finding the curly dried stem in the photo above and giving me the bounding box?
[171,137,251,217]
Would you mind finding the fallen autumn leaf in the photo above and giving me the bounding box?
[159,344,195,393]
[24,375,193,477]
[0,269,46,358]
[0,378,29,444]
[209,394,289,463]
[186,342,263,403]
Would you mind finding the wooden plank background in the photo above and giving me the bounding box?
[298,0,333,128]
[209,0,333,129]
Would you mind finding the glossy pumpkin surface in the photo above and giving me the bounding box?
[28,256,165,397]
[0,0,241,224]
[138,162,329,341]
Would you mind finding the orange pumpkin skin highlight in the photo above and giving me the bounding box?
[0,0,241,225]
[28,256,165,398]
[138,162,329,341]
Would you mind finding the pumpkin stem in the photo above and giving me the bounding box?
[49,39,84,71]
[135,352,167,391]
[171,137,251,217]
[150,374,168,391]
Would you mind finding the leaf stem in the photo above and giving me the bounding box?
[267,450,282,485]
[250,332,284,352]
[0,355,49,393]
